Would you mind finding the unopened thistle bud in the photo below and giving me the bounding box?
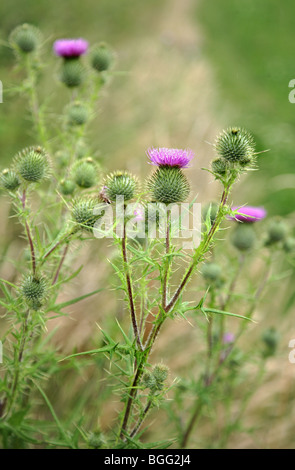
[215,127,255,166]
[231,223,256,251]
[201,262,222,283]
[266,220,288,244]
[91,43,114,72]
[59,179,76,196]
[211,157,228,177]
[261,327,279,358]
[67,102,89,126]
[14,146,50,183]
[104,171,138,202]
[87,431,105,449]
[72,158,98,189]
[60,59,85,87]
[146,147,192,204]
[283,237,295,253]
[152,364,169,384]
[142,371,157,391]
[10,24,41,53]
[0,169,21,191]
[21,274,47,310]
[71,197,101,232]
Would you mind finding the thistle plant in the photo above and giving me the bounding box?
[0,24,294,451]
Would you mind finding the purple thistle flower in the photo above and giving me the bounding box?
[53,38,89,58]
[223,332,235,344]
[147,147,194,168]
[229,205,267,223]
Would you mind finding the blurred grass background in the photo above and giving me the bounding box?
[1,0,295,449]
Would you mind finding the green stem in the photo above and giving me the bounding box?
[25,55,48,147]
[162,209,171,309]
[165,185,230,314]
[122,221,143,351]
[4,310,31,418]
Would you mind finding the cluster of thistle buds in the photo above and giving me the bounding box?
[142,364,169,394]
[53,38,114,88]
[211,127,256,182]
[1,146,50,190]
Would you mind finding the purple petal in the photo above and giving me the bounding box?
[146,147,194,168]
[229,206,267,223]
[53,38,88,57]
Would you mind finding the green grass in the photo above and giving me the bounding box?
[197,0,295,215]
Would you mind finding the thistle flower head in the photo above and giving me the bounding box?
[147,166,190,204]
[261,327,279,358]
[223,332,235,345]
[215,127,255,165]
[266,219,288,244]
[71,197,101,232]
[231,224,256,251]
[211,157,229,177]
[229,206,267,223]
[147,147,194,168]
[9,24,42,53]
[104,171,138,202]
[67,102,89,126]
[0,169,21,191]
[53,38,88,58]
[201,262,222,283]
[90,43,114,72]
[21,274,48,310]
[59,179,76,196]
[14,146,50,183]
[59,59,85,87]
[72,158,98,189]
[283,237,295,253]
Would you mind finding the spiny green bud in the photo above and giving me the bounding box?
[261,327,279,358]
[21,274,47,310]
[211,157,228,176]
[201,262,222,282]
[67,102,89,126]
[266,220,288,244]
[87,431,105,449]
[202,202,219,226]
[148,167,190,204]
[90,43,114,72]
[71,197,101,232]
[14,146,50,183]
[152,364,169,384]
[231,223,256,251]
[142,371,157,391]
[72,158,98,189]
[60,59,85,87]
[215,127,255,165]
[59,179,76,195]
[283,237,295,253]
[0,169,21,191]
[9,24,41,53]
[104,171,138,202]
